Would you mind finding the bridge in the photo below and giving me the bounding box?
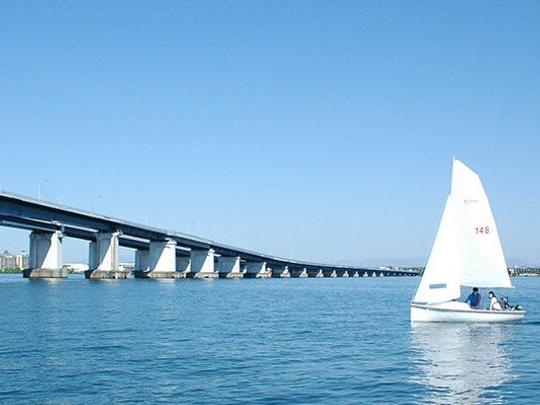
[0,191,418,279]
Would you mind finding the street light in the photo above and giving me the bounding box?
[145,209,156,226]
[91,195,102,211]
[37,179,48,200]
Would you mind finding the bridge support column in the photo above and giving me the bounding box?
[134,240,184,279]
[192,249,218,279]
[271,265,290,278]
[343,270,350,278]
[176,255,191,275]
[245,261,270,278]
[218,256,243,278]
[330,270,338,278]
[316,269,324,278]
[299,268,309,278]
[23,231,66,278]
[289,267,306,277]
[353,271,360,277]
[134,249,149,272]
[272,266,291,278]
[85,231,128,279]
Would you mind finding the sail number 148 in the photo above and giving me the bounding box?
[475,226,490,234]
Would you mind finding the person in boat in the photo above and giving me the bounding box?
[489,291,502,311]
[465,287,482,309]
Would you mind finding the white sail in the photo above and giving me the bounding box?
[413,159,512,304]
[450,160,512,288]
[413,196,461,303]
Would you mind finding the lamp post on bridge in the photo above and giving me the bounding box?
[91,195,102,211]
[144,209,155,226]
[37,179,48,201]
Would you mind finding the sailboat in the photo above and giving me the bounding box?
[411,159,525,322]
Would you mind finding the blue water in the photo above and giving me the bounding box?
[0,275,539,404]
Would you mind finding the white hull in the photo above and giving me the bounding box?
[411,301,525,323]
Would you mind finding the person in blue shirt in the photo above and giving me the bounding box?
[465,287,482,309]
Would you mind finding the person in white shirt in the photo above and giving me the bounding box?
[488,291,502,311]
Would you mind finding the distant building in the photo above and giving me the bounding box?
[62,263,89,273]
[0,250,17,270]
[0,249,29,270]
[119,262,135,272]
[16,250,28,270]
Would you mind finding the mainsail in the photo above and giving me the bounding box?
[451,160,511,288]
[413,159,512,304]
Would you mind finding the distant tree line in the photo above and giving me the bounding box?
[0,267,22,273]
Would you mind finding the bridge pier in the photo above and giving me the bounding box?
[176,255,191,275]
[85,231,128,279]
[245,261,270,278]
[306,268,321,277]
[23,231,66,278]
[134,249,149,271]
[218,256,243,278]
[352,271,359,277]
[316,269,324,278]
[299,268,309,278]
[192,249,218,279]
[343,270,350,277]
[271,265,289,278]
[288,267,305,277]
[134,240,184,279]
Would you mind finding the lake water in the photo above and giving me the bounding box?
[0,275,539,404]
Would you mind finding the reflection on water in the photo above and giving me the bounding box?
[411,323,515,404]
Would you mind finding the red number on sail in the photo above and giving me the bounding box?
[475,226,490,234]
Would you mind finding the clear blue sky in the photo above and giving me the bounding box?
[1,1,539,265]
